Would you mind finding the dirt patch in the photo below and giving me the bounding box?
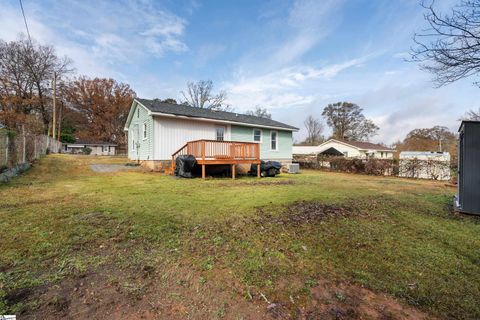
[21,262,268,320]
[257,201,357,227]
[89,164,137,173]
[264,277,432,320]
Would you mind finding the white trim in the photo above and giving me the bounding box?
[142,121,148,140]
[270,130,278,151]
[253,128,262,143]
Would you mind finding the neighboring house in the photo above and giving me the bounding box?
[399,151,451,180]
[63,140,117,156]
[293,139,394,159]
[124,98,298,170]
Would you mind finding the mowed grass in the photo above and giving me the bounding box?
[0,154,479,318]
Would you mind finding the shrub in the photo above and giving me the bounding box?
[365,159,395,176]
[82,147,92,155]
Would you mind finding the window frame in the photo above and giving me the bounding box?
[215,126,225,141]
[253,128,262,143]
[270,130,278,151]
[142,122,148,140]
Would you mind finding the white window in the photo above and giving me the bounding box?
[102,145,108,152]
[270,131,278,151]
[253,129,262,142]
[143,122,147,140]
[216,127,225,141]
[137,108,140,118]
[132,139,135,151]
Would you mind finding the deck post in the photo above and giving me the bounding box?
[257,163,261,178]
[232,164,236,179]
[202,164,206,179]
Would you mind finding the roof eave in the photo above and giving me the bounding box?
[150,111,298,131]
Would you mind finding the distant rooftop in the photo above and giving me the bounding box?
[68,139,117,146]
[334,139,394,151]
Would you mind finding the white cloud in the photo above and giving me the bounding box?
[271,0,343,65]
[224,56,368,111]
[0,0,188,79]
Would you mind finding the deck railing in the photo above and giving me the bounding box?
[172,139,260,161]
[171,139,261,177]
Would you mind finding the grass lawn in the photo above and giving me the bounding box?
[0,154,479,319]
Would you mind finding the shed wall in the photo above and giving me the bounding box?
[458,122,480,214]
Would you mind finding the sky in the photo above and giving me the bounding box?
[1,0,478,144]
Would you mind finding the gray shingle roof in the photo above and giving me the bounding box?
[137,98,298,130]
[70,140,117,146]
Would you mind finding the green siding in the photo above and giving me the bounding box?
[127,102,154,160]
[231,125,293,160]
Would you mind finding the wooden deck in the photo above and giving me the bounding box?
[171,139,261,179]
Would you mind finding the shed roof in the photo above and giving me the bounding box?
[136,98,298,131]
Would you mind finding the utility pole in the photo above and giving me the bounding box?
[52,71,57,140]
[57,101,62,142]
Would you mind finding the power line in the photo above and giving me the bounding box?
[18,0,33,46]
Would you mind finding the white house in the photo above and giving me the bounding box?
[124,99,298,172]
[293,139,395,159]
[63,140,117,156]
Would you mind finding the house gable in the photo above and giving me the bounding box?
[126,100,154,161]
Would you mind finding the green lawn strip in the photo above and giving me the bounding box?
[1,155,479,318]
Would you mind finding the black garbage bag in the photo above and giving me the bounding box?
[250,160,282,177]
[175,155,196,178]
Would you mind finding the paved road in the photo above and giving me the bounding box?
[90,164,138,173]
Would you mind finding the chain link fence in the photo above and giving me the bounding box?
[0,129,62,170]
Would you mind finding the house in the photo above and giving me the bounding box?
[398,151,450,180]
[63,140,117,156]
[455,120,480,215]
[293,139,394,159]
[123,98,298,173]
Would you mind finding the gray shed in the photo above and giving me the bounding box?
[455,120,480,215]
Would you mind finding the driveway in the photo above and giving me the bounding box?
[90,164,138,173]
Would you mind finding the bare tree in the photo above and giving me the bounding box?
[246,106,271,119]
[181,80,231,111]
[303,115,324,145]
[322,102,379,141]
[0,36,72,131]
[411,0,480,87]
[461,108,480,120]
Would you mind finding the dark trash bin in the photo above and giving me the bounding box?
[175,155,196,178]
[250,160,282,177]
